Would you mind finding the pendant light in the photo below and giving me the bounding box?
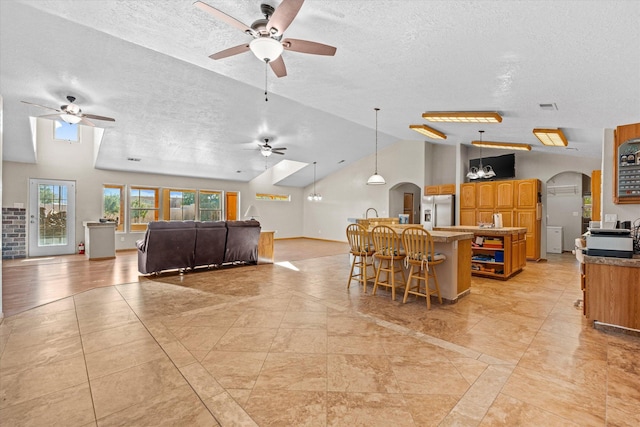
[467,130,496,180]
[307,161,322,201]
[367,107,386,185]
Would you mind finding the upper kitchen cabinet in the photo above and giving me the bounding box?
[614,122,640,204]
[515,179,540,209]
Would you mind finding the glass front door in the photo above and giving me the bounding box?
[28,179,76,257]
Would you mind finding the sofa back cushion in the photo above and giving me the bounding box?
[224,220,261,263]
[143,221,197,272]
[194,221,228,266]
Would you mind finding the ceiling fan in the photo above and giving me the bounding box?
[194,0,337,78]
[20,95,115,127]
[258,138,287,157]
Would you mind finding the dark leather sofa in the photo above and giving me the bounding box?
[136,220,261,274]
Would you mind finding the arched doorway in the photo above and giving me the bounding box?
[389,182,422,224]
[546,171,591,254]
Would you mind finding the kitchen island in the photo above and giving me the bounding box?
[365,225,473,302]
[435,226,528,280]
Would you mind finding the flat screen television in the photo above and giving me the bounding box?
[469,153,515,179]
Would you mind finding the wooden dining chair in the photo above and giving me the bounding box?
[371,225,406,301]
[346,223,375,292]
[401,226,445,309]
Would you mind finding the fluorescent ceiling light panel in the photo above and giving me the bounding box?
[422,111,503,123]
[532,128,568,147]
[409,124,446,140]
[471,140,531,151]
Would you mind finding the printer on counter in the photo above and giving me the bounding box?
[585,228,634,258]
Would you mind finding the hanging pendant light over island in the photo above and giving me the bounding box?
[367,107,386,185]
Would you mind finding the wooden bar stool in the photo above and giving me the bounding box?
[371,225,406,301]
[346,223,375,292]
[401,227,445,309]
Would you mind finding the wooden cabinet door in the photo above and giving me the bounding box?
[438,184,456,195]
[495,209,513,227]
[518,234,527,268]
[511,235,520,274]
[515,179,539,209]
[477,182,495,209]
[496,181,514,209]
[425,185,439,196]
[477,210,494,225]
[516,210,537,259]
[460,183,476,209]
[460,209,476,226]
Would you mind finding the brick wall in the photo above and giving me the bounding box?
[2,207,27,259]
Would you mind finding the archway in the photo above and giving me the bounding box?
[389,182,422,224]
[545,171,591,254]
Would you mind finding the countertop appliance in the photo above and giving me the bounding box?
[422,194,455,230]
[586,228,633,258]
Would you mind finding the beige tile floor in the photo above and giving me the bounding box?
[1,250,639,426]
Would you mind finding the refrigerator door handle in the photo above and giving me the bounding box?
[433,205,437,227]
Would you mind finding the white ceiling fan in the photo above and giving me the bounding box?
[21,95,115,127]
[257,138,287,157]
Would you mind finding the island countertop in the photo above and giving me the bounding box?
[584,254,640,268]
[434,225,527,236]
[366,225,473,243]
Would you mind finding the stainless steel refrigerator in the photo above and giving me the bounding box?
[422,195,455,230]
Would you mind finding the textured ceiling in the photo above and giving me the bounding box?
[1,0,639,187]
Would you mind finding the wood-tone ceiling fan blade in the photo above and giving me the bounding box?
[38,113,63,120]
[267,0,304,37]
[20,100,60,112]
[272,147,287,151]
[282,38,336,56]
[194,1,255,35]
[209,43,251,60]
[271,150,285,155]
[83,113,115,122]
[269,56,287,78]
[79,118,96,127]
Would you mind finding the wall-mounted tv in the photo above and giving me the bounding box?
[469,153,515,179]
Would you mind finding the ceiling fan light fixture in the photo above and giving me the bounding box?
[532,128,568,147]
[409,124,447,140]
[422,111,503,123]
[471,140,532,151]
[261,148,272,157]
[60,113,82,124]
[249,37,284,62]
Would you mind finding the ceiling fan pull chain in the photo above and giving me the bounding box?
[264,60,269,102]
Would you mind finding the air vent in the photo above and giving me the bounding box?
[539,103,558,111]
[127,157,141,162]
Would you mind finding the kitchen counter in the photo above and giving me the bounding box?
[584,253,640,332]
[365,225,473,302]
[584,254,640,267]
[434,225,527,236]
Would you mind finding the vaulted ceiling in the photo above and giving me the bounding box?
[1,0,639,187]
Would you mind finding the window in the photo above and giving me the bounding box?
[199,190,222,221]
[162,189,196,221]
[103,185,125,232]
[130,187,159,231]
[54,120,79,142]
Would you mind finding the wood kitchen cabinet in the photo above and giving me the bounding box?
[458,179,541,260]
[425,183,456,196]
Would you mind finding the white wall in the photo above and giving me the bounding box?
[430,144,457,185]
[2,119,305,252]
[302,139,426,242]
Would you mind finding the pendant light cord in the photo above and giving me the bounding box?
[313,161,317,193]
[374,107,380,173]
